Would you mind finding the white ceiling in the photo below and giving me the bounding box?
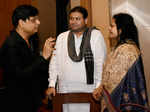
[111,0,126,10]
[111,0,150,27]
[129,0,150,14]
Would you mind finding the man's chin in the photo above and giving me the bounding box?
[33,29,38,33]
[71,27,86,33]
[71,29,81,32]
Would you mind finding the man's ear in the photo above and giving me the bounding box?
[85,18,88,24]
[18,19,25,27]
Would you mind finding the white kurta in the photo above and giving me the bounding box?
[48,29,107,112]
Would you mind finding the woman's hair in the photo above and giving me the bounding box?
[113,13,140,48]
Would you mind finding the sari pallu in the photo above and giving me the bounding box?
[104,55,148,112]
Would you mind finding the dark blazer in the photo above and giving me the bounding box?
[0,31,49,112]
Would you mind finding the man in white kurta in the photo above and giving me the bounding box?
[47,6,107,112]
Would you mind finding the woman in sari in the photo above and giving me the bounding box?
[92,13,148,112]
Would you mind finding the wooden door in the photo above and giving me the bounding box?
[0,0,31,87]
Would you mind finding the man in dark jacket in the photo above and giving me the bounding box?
[0,5,55,112]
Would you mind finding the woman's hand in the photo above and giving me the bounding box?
[92,85,103,101]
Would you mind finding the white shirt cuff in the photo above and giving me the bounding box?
[48,80,56,88]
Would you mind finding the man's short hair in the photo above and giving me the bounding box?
[69,6,88,19]
[12,4,39,28]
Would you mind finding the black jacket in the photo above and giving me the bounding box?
[0,31,49,112]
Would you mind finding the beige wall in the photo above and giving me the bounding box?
[70,0,80,8]
[91,0,110,52]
